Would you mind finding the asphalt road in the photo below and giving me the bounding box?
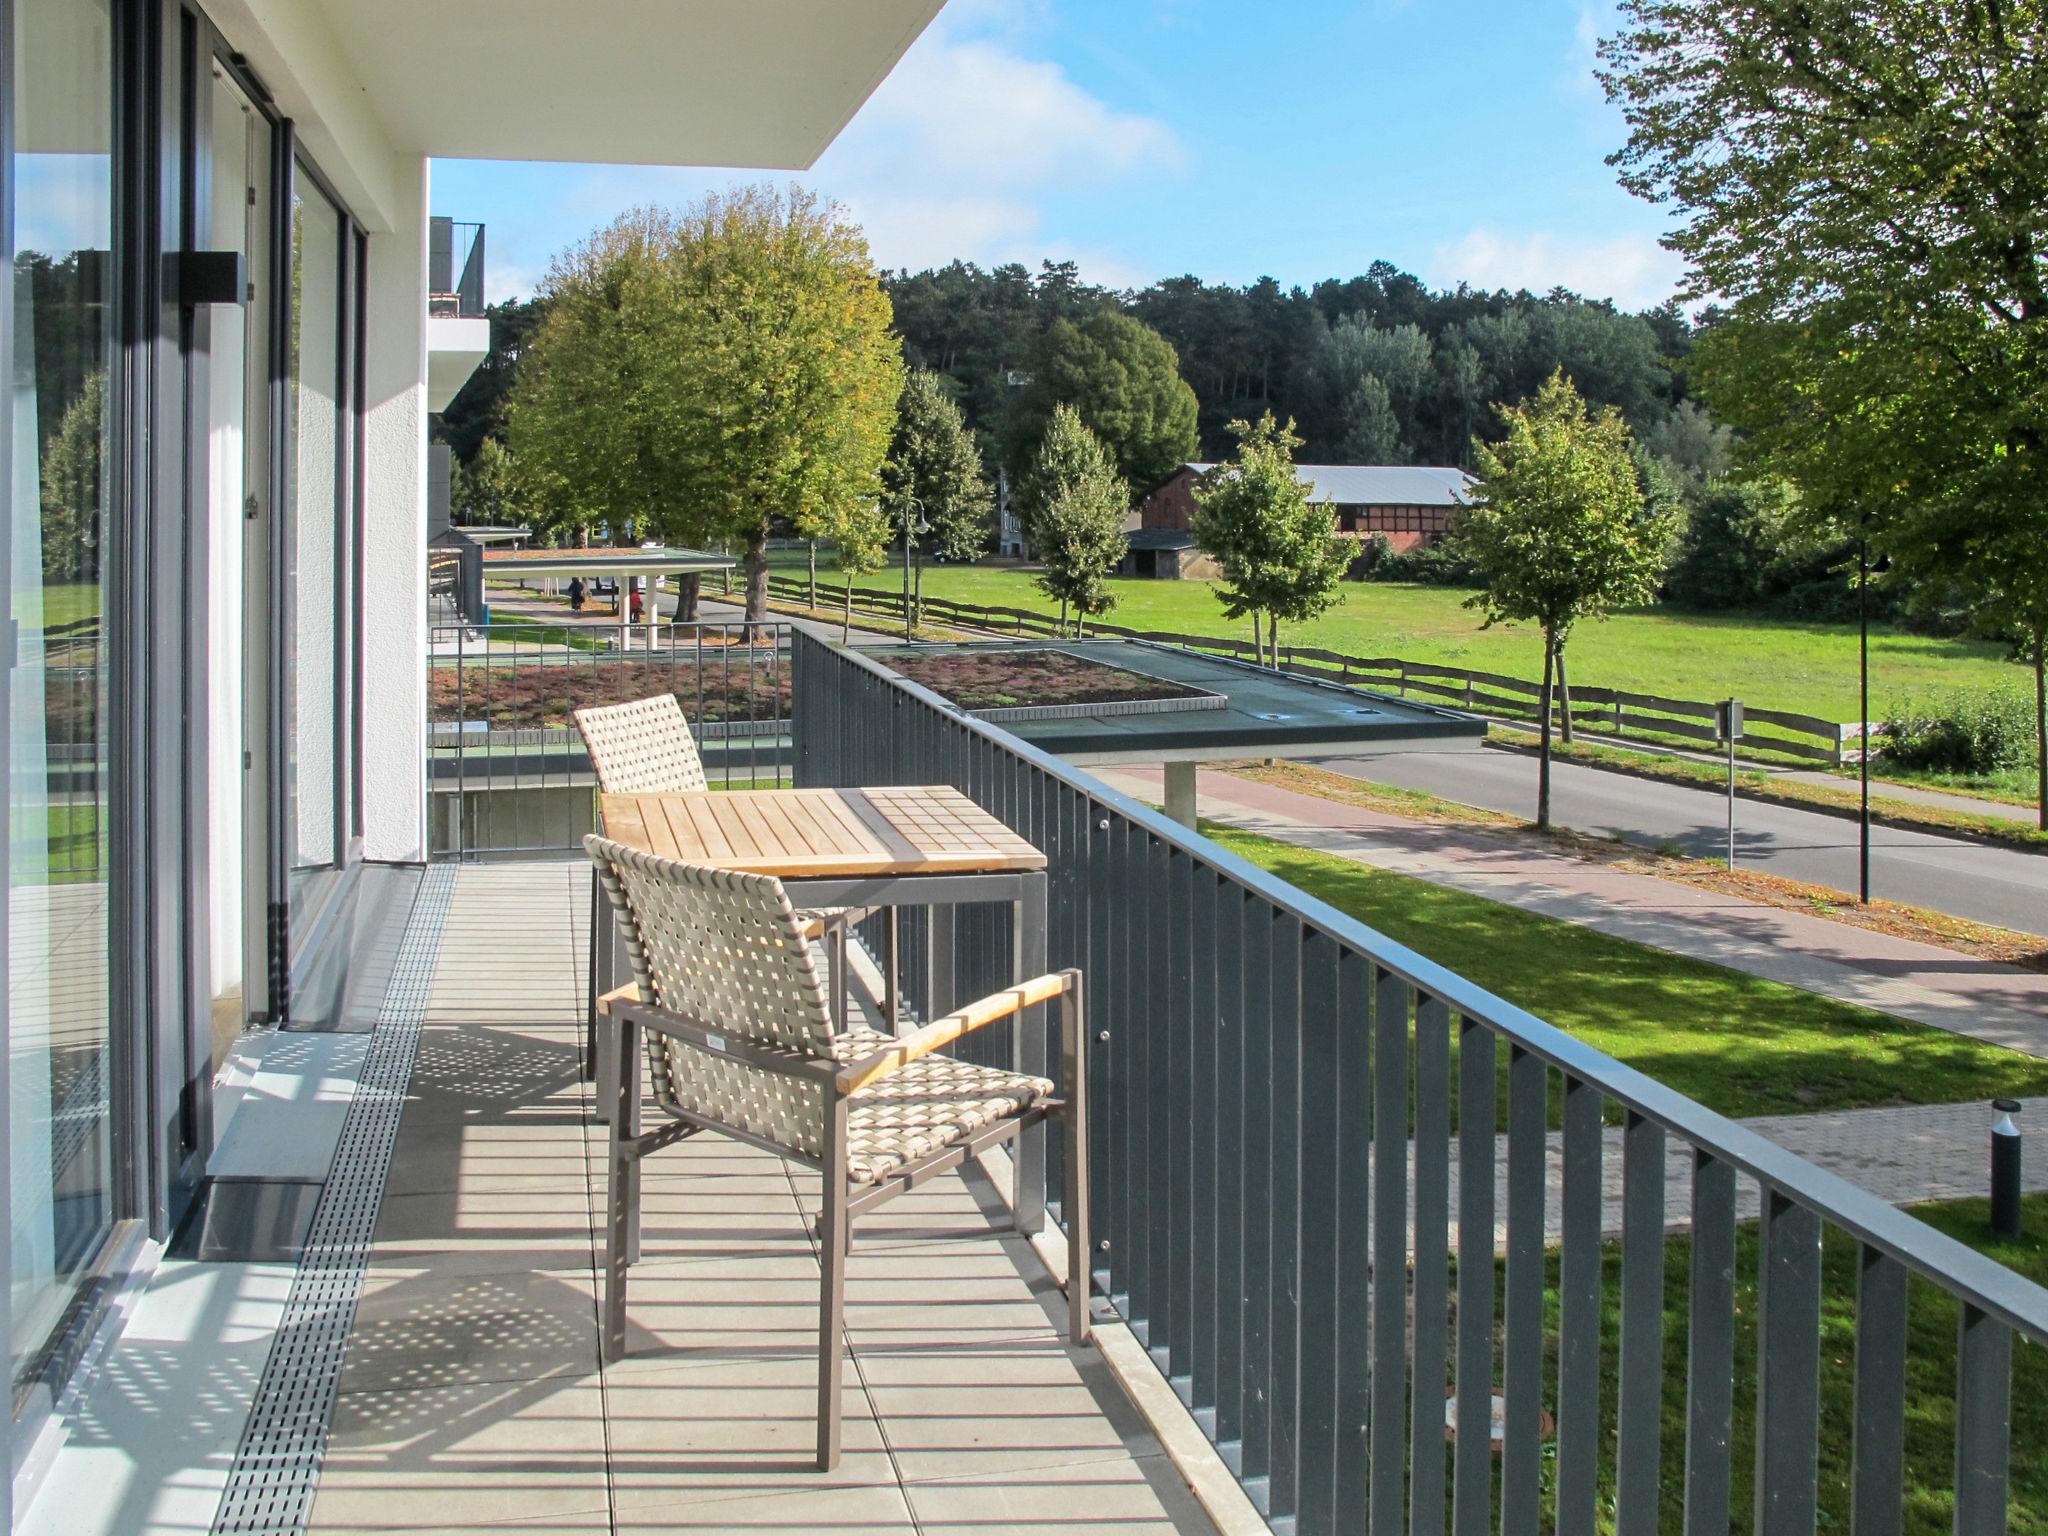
[1318,743,2048,938]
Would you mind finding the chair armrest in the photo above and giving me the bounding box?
[597,982,640,1014]
[834,971,1073,1095]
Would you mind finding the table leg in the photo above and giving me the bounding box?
[884,908,900,1034]
[1013,871,1048,1235]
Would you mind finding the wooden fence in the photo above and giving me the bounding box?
[764,576,1855,766]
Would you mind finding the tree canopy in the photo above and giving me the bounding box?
[1016,404,1129,634]
[1602,0,2048,823]
[505,189,903,620]
[1457,371,1671,824]
[1005,309,1199,491]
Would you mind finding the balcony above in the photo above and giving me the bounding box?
[427,217,489,411]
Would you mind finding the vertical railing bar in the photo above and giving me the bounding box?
[1238,900,1277,1496]
[1849,1245,1907,1536]
[1369,969,1411,1536]
[1266,912,1305,1525]
[1554,1072,1603,1536]
[1406,994,1451,1536]
[1189,860,1224,1422]
[1615,1112,1667,1532]
[1499,1045,1544,1536]
[1952,1303,2013,1536]
[1753,1190,1822,1536]
[1683,1150,1737,1536]
[1294,929,1345,1534]
[1451,1019,1496,1536]
[1213,878,1250,1455]
[1332,946,1373,1529]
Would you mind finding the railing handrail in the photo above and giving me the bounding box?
[804,627,2048,1343]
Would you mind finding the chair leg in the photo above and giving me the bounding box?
[603,1015,641,1363]
[817,1106,850,1472]
[829,923,847,1029]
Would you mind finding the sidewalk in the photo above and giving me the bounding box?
[1099,764,2048,1059]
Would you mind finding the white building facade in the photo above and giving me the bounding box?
[0,0,942,1519]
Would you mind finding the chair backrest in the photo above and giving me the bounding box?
[585,834,832,1155]
[573,693,708,794]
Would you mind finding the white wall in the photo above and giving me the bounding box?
[359,155,430,862]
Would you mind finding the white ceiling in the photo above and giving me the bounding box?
[320,0,947,166]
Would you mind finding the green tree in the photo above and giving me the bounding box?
[454,436,520,527]
[1190,413,1349,667]
[1007,310,1199,490]
[1604,0,2048,826]
[650,186,905,623]
[1016,404,1129,635]
[1456,372,1671,828]
[38,368,103,584]
[505,210,681,552]
[883,370,993,628]
[829,497,893,643]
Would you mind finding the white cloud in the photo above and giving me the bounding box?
[1563,2,1617,101]
[1426,226,1684,310]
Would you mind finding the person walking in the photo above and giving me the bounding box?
[567,577,585,612]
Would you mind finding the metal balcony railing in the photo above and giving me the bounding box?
[788,626,2048,1536]
[427,620,792,858]
[427,216,485,319]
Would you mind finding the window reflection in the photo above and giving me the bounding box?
[9,0,115,1394]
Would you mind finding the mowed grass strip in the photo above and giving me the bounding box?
[784,554,2028,722]
[1202,823,2048,1118]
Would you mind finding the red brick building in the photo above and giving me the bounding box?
[1134,462,1476,575]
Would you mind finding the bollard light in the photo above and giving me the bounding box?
[1991,1099,2023,1239]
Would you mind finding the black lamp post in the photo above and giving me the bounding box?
[1859,529,1871,905]
[900,494,927,641]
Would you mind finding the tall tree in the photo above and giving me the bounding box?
[1016,404,1129,635]
[882,370,993,627]
[1604,0,2048,825]
[1007,309,1199,490]
[1456,372,1672,828]
[650,186,905,623]
[1190,414,1350,666]
[453,436,520,527]
[505,209,682,551]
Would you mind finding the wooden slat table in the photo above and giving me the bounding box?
[591,785,1054,1227]
[597,785,1045,879]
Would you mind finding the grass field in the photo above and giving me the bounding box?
[775,553,2028,723]
[38,582,99,634]
[1203,824,2048,1119]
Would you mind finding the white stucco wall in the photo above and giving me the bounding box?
[359,156,430,861]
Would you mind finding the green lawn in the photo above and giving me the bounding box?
[779,553,2028,723]
[1203,824,2048,1119]
[38,582,100,633]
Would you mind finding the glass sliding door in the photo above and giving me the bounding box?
[7,0,115,1399]
[204,61,264,1067]
[285,169,343,908]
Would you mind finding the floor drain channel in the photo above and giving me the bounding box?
[209,864,455,1535]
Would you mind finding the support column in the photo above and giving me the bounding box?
[617,571,629,652]
[1164,759,1198,829]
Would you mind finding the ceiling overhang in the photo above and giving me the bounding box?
[319,0,946,166]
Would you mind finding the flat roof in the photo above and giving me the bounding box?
[868,639,1489,765]
[480,546,735,578]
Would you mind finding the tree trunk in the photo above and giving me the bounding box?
[1271,617,1282,670]
[1059,596,1069,637]
[1537,633,1556,831]
[1557,647,1573,746]
[678,572,701,623]
[807,539,818,610]
[842,579,854,644]
[743,525,769,627]
[2035,626,2046,833]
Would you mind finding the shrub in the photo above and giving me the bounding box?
[1358,535,1480,586]
[1879,687,2040,776]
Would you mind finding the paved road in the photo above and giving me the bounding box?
[1318,743,2048,937]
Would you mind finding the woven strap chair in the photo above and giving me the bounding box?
[586,834,1090,1472]
[572,693,852,1065]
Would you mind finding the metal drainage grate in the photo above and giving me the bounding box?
[210,864,455,1536]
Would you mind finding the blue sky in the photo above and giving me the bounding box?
[432,0,1684,313]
